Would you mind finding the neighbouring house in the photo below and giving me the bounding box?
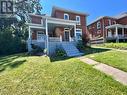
[27,6,89,56]
[87,12,127,44]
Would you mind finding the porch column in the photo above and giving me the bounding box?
[74,24,77,41]
[46,18,49,55]
[115,26,118,37]
[28,26,32,51]
[28,26,31,39]
[122,28,124,37]
[115,26,119,42]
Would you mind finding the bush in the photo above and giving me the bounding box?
[77,41,85,52]
[28,44,44,55]
[0,27,27,56]
[56,48,66,57]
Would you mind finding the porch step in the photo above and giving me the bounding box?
[62,43,84,57]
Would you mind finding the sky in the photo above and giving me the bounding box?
[41,0,127,25]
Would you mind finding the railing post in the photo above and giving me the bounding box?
[60,35,62,42]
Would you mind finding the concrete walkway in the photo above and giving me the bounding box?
[78,57,127,85]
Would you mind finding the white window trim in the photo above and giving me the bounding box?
[76,16,81,25]
[37,31,45,42]
[64,13,69,20]
[97,21,101,29]
[64,28,70,42]
[108,19,111,25]
[76,28,82,40]
[113,21,116,24]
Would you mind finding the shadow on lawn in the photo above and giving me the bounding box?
[50,56,72,62]
[84,47,111,55]
[0,54,27,72]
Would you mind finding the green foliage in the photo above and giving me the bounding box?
[28,44,44,56]
[56,48,66,57]
[0,27,27,55]
[77,41,85,52]
[87,49,127,72]
[99,43,127,50]
[0,54,127,95]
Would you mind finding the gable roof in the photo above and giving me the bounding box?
[51,6,89,16]
[88,16,116,26]
[114,12,127,19]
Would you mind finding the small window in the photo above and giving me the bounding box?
[108,19,111,25]
[76,16,81,25]
[113,21,116,24]
[76,29,82,40]
[97,21,101,29]
[97,30,101,34]
[64,13,69,20]
[37,31,45,41]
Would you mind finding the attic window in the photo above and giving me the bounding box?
[64,13,69,20]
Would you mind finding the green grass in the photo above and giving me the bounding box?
[86,48,127,72]
[96,43,127,50]
[0,54,127,95]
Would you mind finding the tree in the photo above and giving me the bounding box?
[0,0,42,55]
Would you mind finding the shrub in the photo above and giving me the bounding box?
[77,41,85,52]
[28,44,44,55]
[56,48,66,57]
[0,27,27,56]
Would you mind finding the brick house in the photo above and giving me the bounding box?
[27,6,88,56]
[87,12,127,43]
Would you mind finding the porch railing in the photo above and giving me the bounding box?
[49,37,61,42]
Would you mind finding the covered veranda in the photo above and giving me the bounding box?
[106,24,127,42]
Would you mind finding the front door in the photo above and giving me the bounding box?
[64,30,70,41]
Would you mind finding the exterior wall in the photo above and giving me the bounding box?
[30,15,42,24]
[87,17,117,39]
[52,10,87,35]
[117,16,127,25]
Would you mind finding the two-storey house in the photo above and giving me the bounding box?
[27,6,88,56]
[88,12,127,43]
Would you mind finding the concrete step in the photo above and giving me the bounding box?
[62,43,83,57]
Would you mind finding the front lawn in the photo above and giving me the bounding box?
[95,43,127,50]
[86,48,127,72]
[0,54,127,95]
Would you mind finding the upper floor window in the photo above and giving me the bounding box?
[97,21,101,29]
[113,21,116,24]
[64,13,69,20]
[108,19,111,25]
[76,16,81,25]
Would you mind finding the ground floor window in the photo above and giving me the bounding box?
[76,29,82,40]
[37,31,46,42]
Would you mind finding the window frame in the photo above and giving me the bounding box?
[76,29,82,40]
[37,31,45,42]
[97,21,101,29]
[64,13,69,20]
[108,19,111,25]
[76,16,81,25]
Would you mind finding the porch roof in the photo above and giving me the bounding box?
[26,23,45,29]
[106,24,127,29]
[45,16,77,26]
[29,13,77,26]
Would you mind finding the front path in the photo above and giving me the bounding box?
[78,57,127,85]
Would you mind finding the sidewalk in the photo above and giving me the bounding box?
[78,56,127,85]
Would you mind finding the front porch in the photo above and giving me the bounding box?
[27,16,82,55]
[106,24,127,42]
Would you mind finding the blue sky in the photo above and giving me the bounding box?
[41,0,127,24]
